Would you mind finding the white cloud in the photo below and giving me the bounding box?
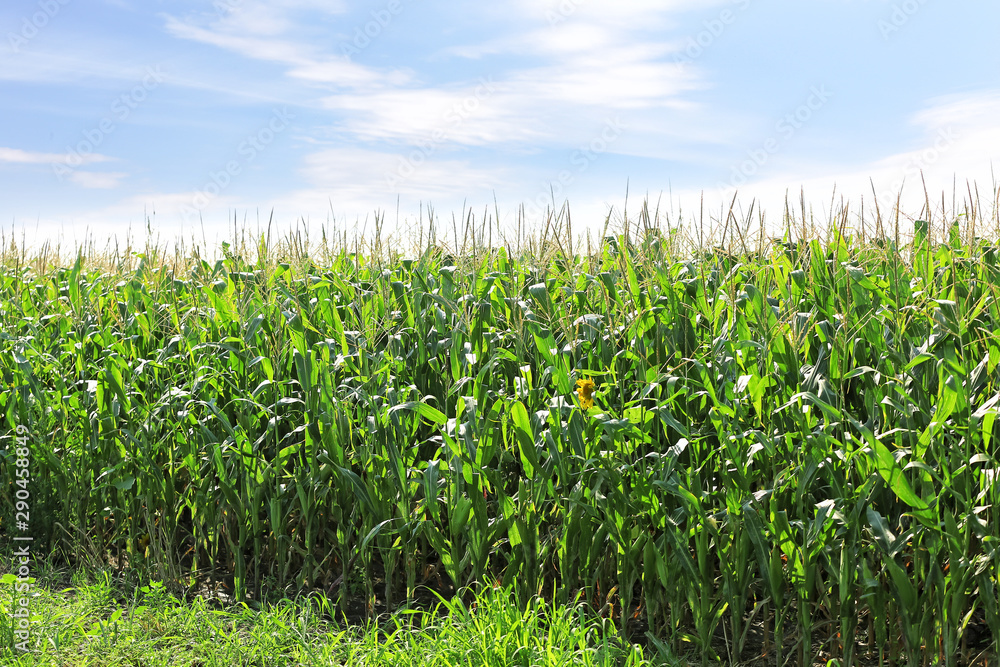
[910,90,1000,129]
[162,17,312,66]
[177,0,349,37]
[506,0,722,30]
[13,191,246,251]
[0,147,113,166]
[320,80,521,146]
[15,142,507,248]
[161,5,401,91]
[298,146,507,200]
[688,89,1000,232]
[24,0,735,245]
[322,27,701,151]
[287,59,412,88]
[69,171,129,189]
[0,147,70,164]
[0,47,156,85]
[25,0,999,251]
[142,148,505,243]
[163,0,707,154]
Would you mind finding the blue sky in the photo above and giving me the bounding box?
[2,0,999,248]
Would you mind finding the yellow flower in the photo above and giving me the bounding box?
[575,377,596,409]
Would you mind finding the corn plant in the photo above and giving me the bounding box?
[2,205,1000,664]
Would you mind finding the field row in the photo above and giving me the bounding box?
[2,226,1000,665]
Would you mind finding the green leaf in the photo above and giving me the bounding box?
[885,557,917,610]
[510,401,536,477]
[857,425,934,524]
[388,401,447,426]
[112,476,136,491]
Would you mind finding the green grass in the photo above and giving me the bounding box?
[3,201,1000,665]
[0,569,656,666]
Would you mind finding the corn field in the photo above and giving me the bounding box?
[2,213,1000,665]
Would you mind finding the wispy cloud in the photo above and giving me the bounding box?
[0,147,112,166]
[161,18,310,65]
[162,0,706,154]
[299,147,506,199]
[506,0,718,29]
[322,17,702,152]
[9,0,999,250]
[69,171,129,189]
[161,4,404,91]
[0,51,108,84]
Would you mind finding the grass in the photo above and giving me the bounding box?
[3,193,1000,665]
[0,568,656,666]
